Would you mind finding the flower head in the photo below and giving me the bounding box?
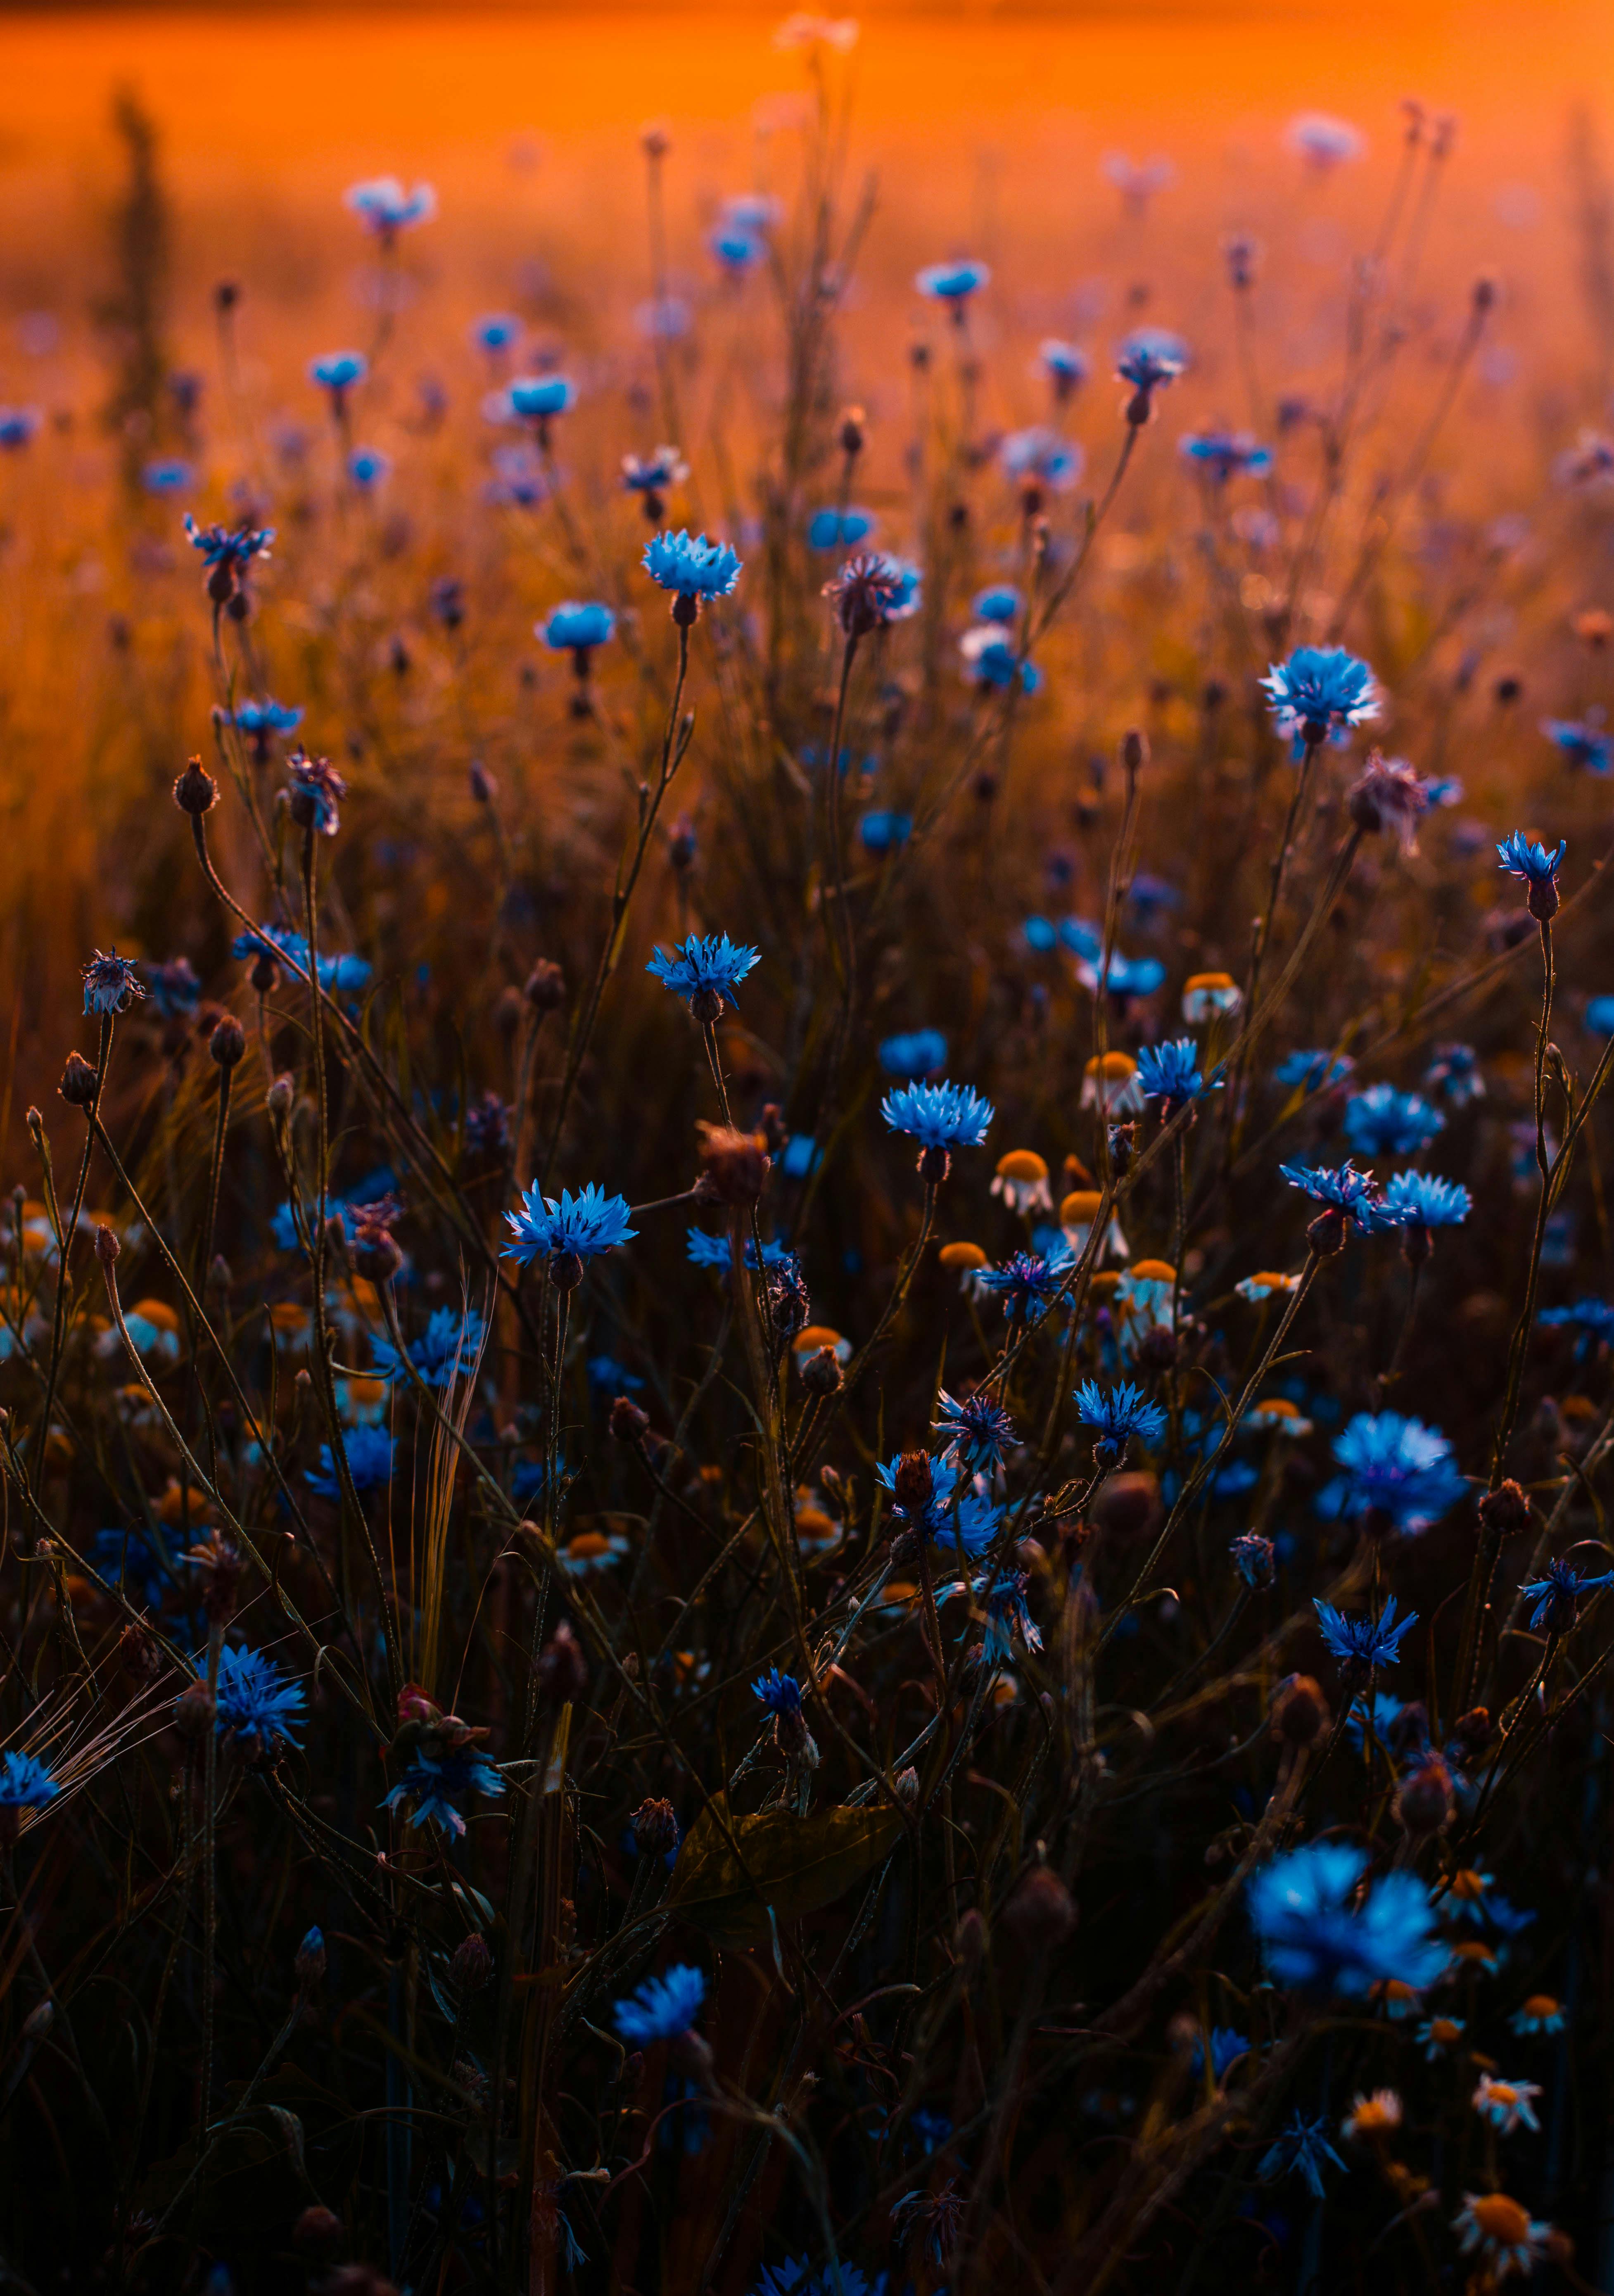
[875,1455,1001,1557]
[1453,2194,1552,2281]
[542,601,615,653]
[1115,328,1190,400]
[0,1750,60,1825]
[1260,646,1380,745]
[1257,2110,1346,2199]
[1313,1593,1419,1672]
[1348,753,1439,852]
[371,1307,484,1390]
[1248,1841,1446,1995]
[82,947,146,1019]
[1279,1159,1400,1235]
[881,1080,993,1154]
[1230,1532,1276,1588]
[1518,1556,1614,1634]
[1510,1993,1566,2036]
[503,1184,637,1273]
[384,1748,504,1836]
[309,350,367,397]
[826,552,907,635]
[1287,112,1366,167]
[614,1963,706,2046]
[213,1644,306,1760]
[878,1028,947,1080]
[233,697,303,746]
[1135,1038,1220,1114]
[1343,1084,1444,1159]
[808,506,874,551]
[960,625,1040,693]
[751,1667,802,1717]
[345,176,436,237]
[980,1251,1066,1323]
[1541,715,1612,773]
[308,1425,396,1498]
[183,514,275,571]
[643,529,742,604]
[287,752,347,837]
[1383,1171,1472,1231]
[916,259,990,302]
[934,1389,1018,1474]
[1498,829,1567,920]
[1319,1413,1465,1534]
[647,932,760,1015]
[1075,1377,1168,1461]
[1180,429,1272,483]
[1472,2073,1543,2134]
[509,375,576,423]
[1275,1049,1354,1095]
[1001,427,1084,490]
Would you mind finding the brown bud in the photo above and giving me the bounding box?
[294,1926,328,1989]
[1091,1471,1160,1541]
[801,1344,843,1397]
[266,1072,295,1118]
[696,1123,771,1206]
[1001,1865,1076,1954]
[188,1530,244,1626]
[1121,728,1149,776]
[119,1619,163,1680]
[1453,1705,1493,1754]
[838,404,866,456]
[94,1223,120,1268]
[292,2205,344,2257]
[894,1765,919,1809]
[450,1932,494,1993]
[610,1394,651,1444]
[250,950,279,995]
[59,1052,97,1107]
[173,755,218,816]
[1272,1673,1329,1746]
[1394,1752,1453,1838]
[173,1680,216,1740]
[468,759,497,805]
[1478,1480,1531,1537]
[535,1620,589,1706]
[631,1796,679,1856]
[1306,1205,1348,1256]
[209,1014,247,1068]
[955,1906,987,1971]
[892,1450,935,1520]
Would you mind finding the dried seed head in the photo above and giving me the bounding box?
[695,1123,771,1205]
[1478,1479,1531,1536]
[892,1450,935,1520]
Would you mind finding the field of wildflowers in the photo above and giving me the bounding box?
[5,8,1614,2291]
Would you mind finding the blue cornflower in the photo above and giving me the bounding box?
[1248,1842,1446,1995]
[473,311,520,354]
[755,2263,885,2296]
[933,1388,1017,1474]
[347,446,389,489]
[1230,1532,1276,1588]
[1279,1159,1400,1234]
[586,1351,643,1396]
[867,552,922,620]
[93,1526,172,1611]
[542,601,616,654]
[1590,996,1614,1035]
[1135,1037,1220,1113]
[1518,1557,1614,1634]
[942,1565,1040,1666]
[1260,646,1380,746]
[859,810,913,852]
[878,1029,948,1079]
[0,407,41,449]
[1342,1689,1408,1750]
[309,350,367,400]
[503,1183,637,1273]
[233,698,304,746]
[230,923,370,995]
[1541,716,1612,774]
[1257,2110,1346,2199]
[1384,1171,1472,1232]
[1319,1413,1465,1534]
[1075,1377,1168,1461]
[1116,327,1190,398]
[980,1251,1065,1324]
[875,1455,1002,1558]
[960,625,1042,693]
[308,1425,396,1498]
[972,584,1021,624]
[1079,949,1167,999]
[142,458,192,494]
[383,1748,504,1837]
[1191,2026,1251,2081]
[646,932,760,1014]
[1343,1084,1445,1159]
[212,1644,306,1759]
[183,514,275,571]
[1423,1042,1483,1106]
[509,375,576,423]
[685,1229,791,1273]
[916,259,990,303]
[370,1307,484,1389]
[0,1750,60,1825]
[287,753,347,837]
[1040,338,1089,392]
[614,1963,706,2046]
[807,506,874,550]
[1180,429,1273,482]
[752,1667,802,1716]
[622,446,688,499]
[1275,1049,1354,1094]
[1498,829,1567,918]
[881,1079,993,1154]
[82,947,146,1018]
[345,176,436,237]
[643,529,743,606]
[140,957,201,1020]
[1001,427,1083,489]
[1539,1298,1614,1359]
[1314,1593,1419,1673]
[711,225,763,271]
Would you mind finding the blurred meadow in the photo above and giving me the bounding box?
[6,5,1614,2293]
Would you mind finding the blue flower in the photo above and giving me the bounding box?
[933,1388,1017,1474]
[1342,1084,1445,1159]
[384,1749,504,1837]
[1542,716,1612,774]
[807,506,874,550]
[752,1667,802,1716]
[643,529,743,601]
[509,375,576,422]
[878,1029,948,1079]
[980,1251,1066,1323]
[347,446,389,489]
[1539,1297,1614,1355]
[345,176,435,236]
[1191,2026,1251,2080]
[231,922,370,995]
[1075,1378,1168,1460]
[614,1963,706,2046]
[711,225,764,271]
[0,1750,59,1819]
[142,458,192,494]
[1275,1049,1354,1093]
[542,601,616,653]
[183,514,275,570]
[587,1351,643,1396]
[1040,338,1089,390]
[93,1526,175,1611]
[1342,1689,1408,1750]
[868,553,923,620]
[1230,1532,1276,1588]
[622,446,688,497]
[859,810,913,853]
[875,1455,1001,1557]
[1383,1171,1472,1230]
[685,1229,791,1273]
[880,1080,993,1152]
[1498,829,1566,905]
[140,957,201,1020]
[972,584,1021,625]
[1135,1038,1220,1113]
[960,625,1040,693]
[1423,1042,1483,1105]
[1313,1593,1419,1673]
[1116,327,1190,393]
[1248,1842,1446,1995]
[1588,995,1614,1035]
[1001,427,1083,489]
[370,1306,484,1389]
[1260,646,1380,744]
[1318,1413,1465,1533]
[0,407,41,449]
[1279,1159,1400,1234]
[233,697,304,744]
[966,1567,1041,1665]
[82,947,146,1018]
[1180,429,1273,482]
[916,259,990,302]
[473,311,521,353]
[1518,1557,1614,1634]
[212,1644,306,1759]
[503,1183,637,1271]
[309,350,367,397]
[754,2262,885,2296]
[646,932,760,1012]
[1258,2110,1346,2199]
[287,753,347,837]
[1080,950,1166,999]
[308,1425,396,1498]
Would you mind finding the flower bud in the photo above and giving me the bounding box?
[59,1052,97,1108]
[1001,1865,1077,1953]
[610,1394,651,1444]
[173,1680,216,1740]
[173,755,218,816]
[250,950,280,995]
[450,1932,494,1993]
[295,1926,328,1989]
[94,1222,120,1268]
[801,1344,843,1397]
[209,1014,247,1069]
[535,1620,589,1706]
[1478,1480,1531,1536]
[550,1249,585,1293]
[1394,1752,1453,1838]
[894,1765,919,1809]
[1453,1704,1493,1754]
[266,1072,295,1119]
[893,1450,934,1520]
[292,2205,343,2258]
[1271,1672,1329,1745]
[529,962,567,1012]
[1121,728,1148,776]
[631,1797,679,1857]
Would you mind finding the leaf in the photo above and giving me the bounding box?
[667,1794,903,1947]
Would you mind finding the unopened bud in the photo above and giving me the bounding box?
[209,1015,247,1069]
[1121,728,1148,776]
[295,1926,327,1989]
[696,1124,771,1206]
[1001,1865,1076,1953]
[525,959,567,1012]
[1394,1752,1453,1838]
[1272,1673,1329,1745]
[267,1073,295,1119]
[801,1345,843,1397]
[610,1394,651,1444]
[94,1223,120,1268]
[173,755,219,816]
[173,1680,216,1740]
[450,1932,494,1992]
[291,2204,344,2258]
[631,1797,679,1857]
[1478,1480,1530,1536]
[59,1052,97,1107]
